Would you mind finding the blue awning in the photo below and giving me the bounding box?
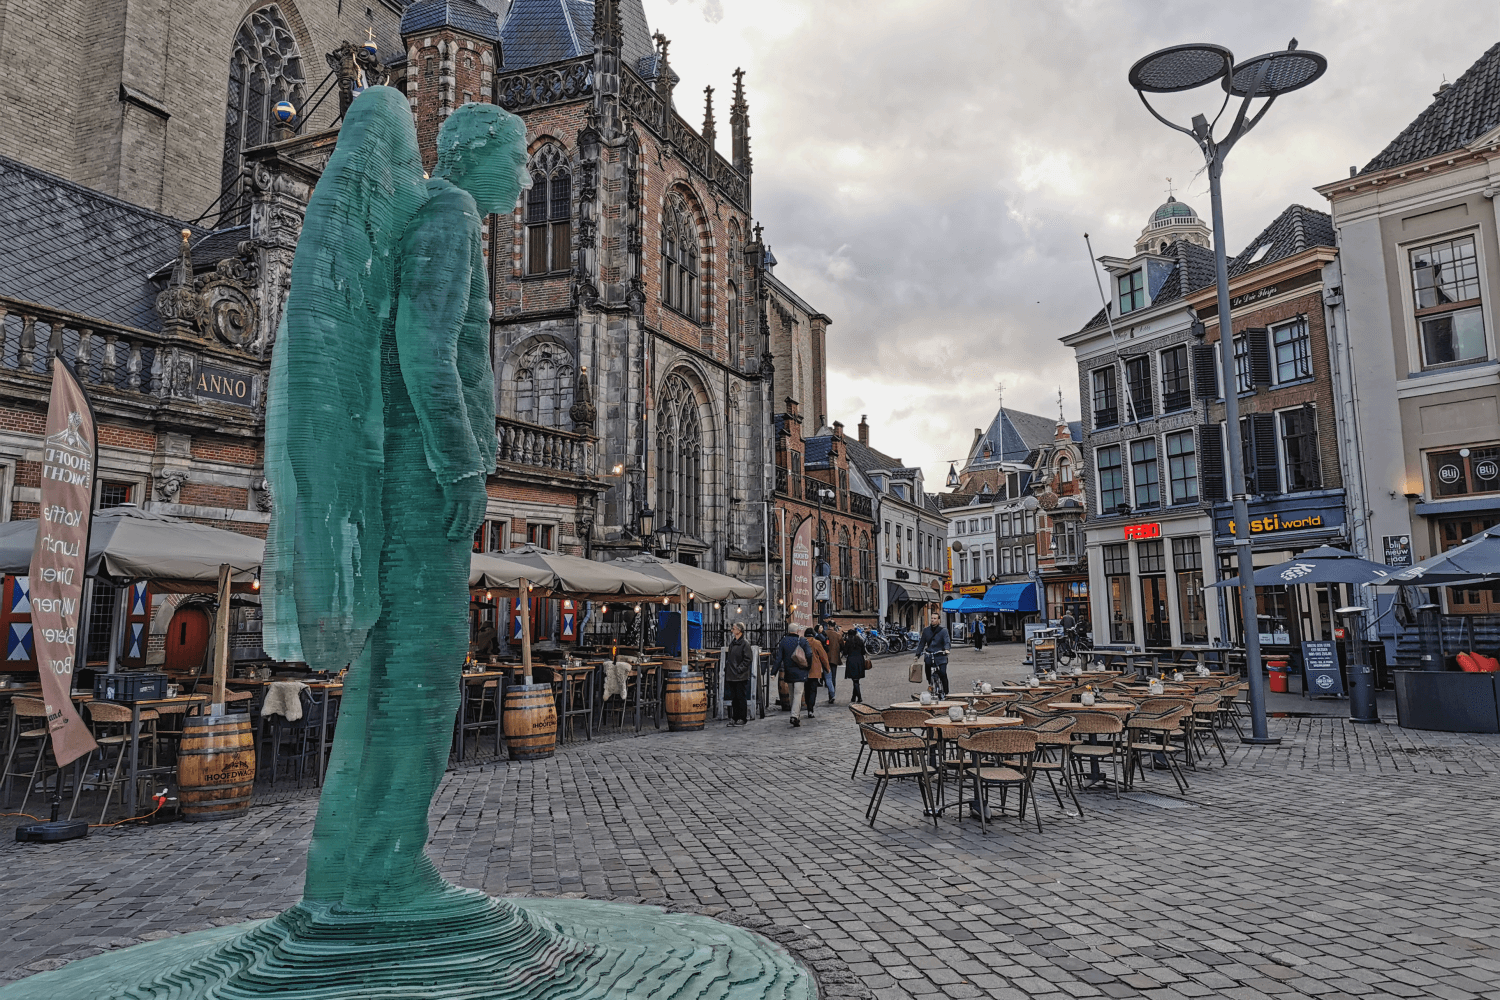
[979,583,1037,613]
[942,597,986,612]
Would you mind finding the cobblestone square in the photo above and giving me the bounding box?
[4,644,1498,998]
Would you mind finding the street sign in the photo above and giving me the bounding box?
[1301,640,1344,698]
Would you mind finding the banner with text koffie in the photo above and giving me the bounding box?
[28,361,99,766]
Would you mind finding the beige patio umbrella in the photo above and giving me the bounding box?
[610,555,766,669]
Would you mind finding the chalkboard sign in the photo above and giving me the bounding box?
[1032,640,1055,674]
[1301,640,1344,698]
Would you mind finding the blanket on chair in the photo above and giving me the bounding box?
[602,661,632,701]
[262,681,308,721]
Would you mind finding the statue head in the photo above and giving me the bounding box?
[433,103,531,215]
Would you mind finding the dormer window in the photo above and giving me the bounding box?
[1118,269,1145,314]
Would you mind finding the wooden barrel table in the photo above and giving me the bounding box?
[503,683,557,760]
[665,671,706,731]
[178,714,255,822]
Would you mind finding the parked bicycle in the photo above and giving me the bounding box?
[852,625,888,655]
[1055,624,1094,665]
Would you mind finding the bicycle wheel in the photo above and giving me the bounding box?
[867,635,886,655]
[1056,638,1075,666]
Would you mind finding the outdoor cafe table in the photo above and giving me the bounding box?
[890,700,969,711]
[1045,700,1136,713]
[921,715,1022,814]
[453,668,518,761]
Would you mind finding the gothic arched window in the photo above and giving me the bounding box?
[662,195,699,320]
[514,344,574,428]
[656,374,702,537]
[221,6,305,225]
[526,145,571,274]
[837,526,853,611]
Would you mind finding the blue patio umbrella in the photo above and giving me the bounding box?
[1207,546,1393,588]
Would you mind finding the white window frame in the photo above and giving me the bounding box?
[97,475,148,510]
[1118,268,1146,315]
[527,522,557,551]
[1274,404,1321,494]
[1270,317,1313,385]
[1396,226,1495,374]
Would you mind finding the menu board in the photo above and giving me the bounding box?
[1032,640,1055,675]
[1301,640,1344,698]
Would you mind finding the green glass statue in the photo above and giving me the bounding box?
[0,87,810,999]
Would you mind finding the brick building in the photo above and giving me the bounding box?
[0,0,831,664]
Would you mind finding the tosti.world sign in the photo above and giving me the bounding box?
[1227,512,1325,536]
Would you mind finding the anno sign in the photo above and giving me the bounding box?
[1122,522,1161,540]
[1228,512,1327,536]
[195,362,254,408]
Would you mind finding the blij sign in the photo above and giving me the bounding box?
[29,362,99,766]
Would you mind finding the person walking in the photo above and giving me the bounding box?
[843,626,868,704]
[772,625,812,727]
[724,622,752,727]
[917,611,951,699]
[822,621,843,704]
[972,616,986,652]
[802,627,828,719]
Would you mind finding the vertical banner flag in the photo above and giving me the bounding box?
[29,361,99,766]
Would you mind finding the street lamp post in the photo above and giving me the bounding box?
[814,486,835,619]
[1128,40,1326,744]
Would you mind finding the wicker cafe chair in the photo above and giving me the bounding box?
[849,703,884,778]
[880,707,933,734]
[1191,691,1229,766]
[1137,696,1198,768]
[859,725,937,829]
[1019,715,1084,819]
[955,726,1042,834]
[1068,710,1126,798]
[74,700,161,822]
[1,696,54,810]
[1124,708,1191,794]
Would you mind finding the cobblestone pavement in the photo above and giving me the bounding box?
[5,643,1500,999]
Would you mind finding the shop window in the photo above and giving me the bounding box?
[1428,445,1500,498]
[1104,541,1134,644]
[1160,345,1191,412]
[1092,367,1118,429]
[1130,438,1160,508]
[1172,537,1208,643]
[1137,540,1165,574]
[1097,444,1125,512]
[1278,405,1321,492]
[1102,542,1130,576]
[1411,234,1487,368]
[1272,318,1312,384]
[1166,430,1198,504]
[1440,516,1500,614]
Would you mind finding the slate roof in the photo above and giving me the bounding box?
[1361,41,1500,175]
[499,0,655,72]
[402,0,501,42]
[1146,240,1217,307]
[803,435,832,469]
[0,154,202,331]
[966,408,1055,466]
[1227,204,1335,277]
[842,437,905,479]
[147,225,251,281]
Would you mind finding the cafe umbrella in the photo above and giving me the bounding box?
[1365,524,1500,588]
[1205,546,1395,588]
[611,555,765,670]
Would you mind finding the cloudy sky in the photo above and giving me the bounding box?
[645,0,1500,485]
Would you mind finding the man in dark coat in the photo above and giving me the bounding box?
[724,622,753,727]
[772,625,812,727]
[917,611,951,699]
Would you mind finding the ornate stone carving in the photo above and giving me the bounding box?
[1038,490,1060,511]
[255,477,274,512]
[156,470,189,501]
[155,230,200,337]
[327,39,389,117]
[569,366,597,432]
[496,59,592,111]
[197,253,260,349]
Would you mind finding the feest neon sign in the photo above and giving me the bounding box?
[1122,522,1161,540]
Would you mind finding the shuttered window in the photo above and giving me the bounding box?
[1279,405,1321,492]
[1241,413,1281,496]
[1161,345,1191,412]
[1199,424,1226,501]
[1192,343,1219,401]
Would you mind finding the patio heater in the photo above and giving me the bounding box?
[1335,605,1379,724]
[1128,40,1326,744]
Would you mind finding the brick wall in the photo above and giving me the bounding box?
[99,423,156,452]
[178,482,248,508]
[191,437,259,465]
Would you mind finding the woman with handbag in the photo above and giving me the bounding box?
[772,626,812,727]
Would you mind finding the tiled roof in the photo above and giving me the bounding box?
[147,225,250,281]
[500,0,655,72]
[923,492,942,514]
[1228,204,1335,277]
[1361,41,1500,174]
[402,0,501,41]
[1148,240,1217,307]
[937,492,976,510]
[842,437,904,478]
[803,435,832,468]
[0,154,202,331]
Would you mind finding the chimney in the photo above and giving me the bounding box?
[857,414,869,446]
[832,420,844,440]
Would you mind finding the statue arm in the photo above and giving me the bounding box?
[395,190,486,487]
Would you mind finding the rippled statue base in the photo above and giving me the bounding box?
[0,88,810,999]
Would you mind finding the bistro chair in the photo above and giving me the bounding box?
[1124,707,1191,794]
[1067,711,1127,797]
[1017,715,1084,819]
[1137,697,1198,767]
[1190,691,1229,766]
[954,726,1042,834]
[849,703,884,778]
[73,700,160,822]
[1,696,54,810]
[859,724,938,830]
[880,707,934,734]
